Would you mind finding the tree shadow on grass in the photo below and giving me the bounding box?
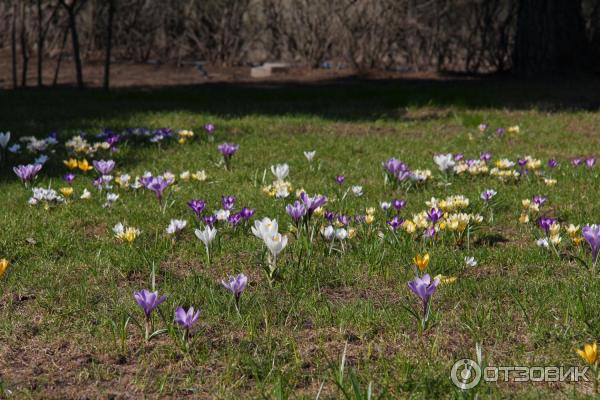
[1,73,599,137]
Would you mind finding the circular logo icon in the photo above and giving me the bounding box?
[451,359,482,390]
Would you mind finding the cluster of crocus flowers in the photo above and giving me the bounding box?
[28,187,65,207]
[218,142,239,170]
[252,218,287,281]
[113,223,141,243]
[166,219,187,237]
[176,129,194,144]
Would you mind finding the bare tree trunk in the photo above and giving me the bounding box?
[60,0,85,89]
[53,26,69,86]
[37,0,43,86]
[11,2,18,89]
[103,0,115,90]
[20,0,30,88]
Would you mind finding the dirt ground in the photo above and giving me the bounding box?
[0,51,459,90]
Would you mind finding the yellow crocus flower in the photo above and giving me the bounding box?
[60,187,74,197]
[413,253,430,272]
[434,274,457,285]
[365,215,375,225]
[0,259,9,277]
[576,342,598,366]
[63,158,79,170]
[78,159,94,172]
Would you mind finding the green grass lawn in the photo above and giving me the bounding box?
[1,77,600,399]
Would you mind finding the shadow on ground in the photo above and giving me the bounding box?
[1,74,599,137]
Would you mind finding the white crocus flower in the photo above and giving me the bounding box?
[251,218,279,240]
[271,163,289,181]
[113,223,125,237]
[0,132,10,148]
[536,238,549,248]
[80,189,92,199]
[464,256,477,267]
[166,219,187,235]
[195,226,217,247]
[335,228,348,241]
[380,201,391,211]
[351,185,363,197]
[264,233,288,257]
[216,209,230,221]
[434,153,455,172]
[304,151,316,162]
[103,193,119,208]
[322,225,334,240]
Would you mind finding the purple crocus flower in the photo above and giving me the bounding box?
[204,123,216,134]
[134,289,166,318]
[547,159,558,168]
[300,192,327,217]
[393,199,406,211]
[13,164,42,184]
[228,213,243,226]
[222,273,248,310]
[572,158,583,167]
[587,158,596,168]
[239,207,255,220]
[583,225,600,264]
[480,152,491,162]
[533,196,547,206]
[478,123,489,131]
[427,208,443,223]
[286,201,307,222]
[337,214,350,226]
[387,216,404,230]
[454,153,464,161]
[538,217,557,233]
[218,143,239,156]
[480,189,497,202]
[324,211,336,223]
[408,274,440,316]
[218,143,239,170]
[424,226,436,238]
[496,127,505,136]
[335,175,345,184]
[188,199,207,217]
[221,195,236,211]
[518,158,528,168]
[63,173,76,184]
[143,176,171,202]
[175,306,200,330]
[93,159,115,175]
[203,215,217,227]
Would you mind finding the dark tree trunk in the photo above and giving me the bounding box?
[513,0,588,76]
[60,0,85,89]
[11,3,18,89]
[37,0,43,87]
[20,1,29,88]
[103,0,115,90]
